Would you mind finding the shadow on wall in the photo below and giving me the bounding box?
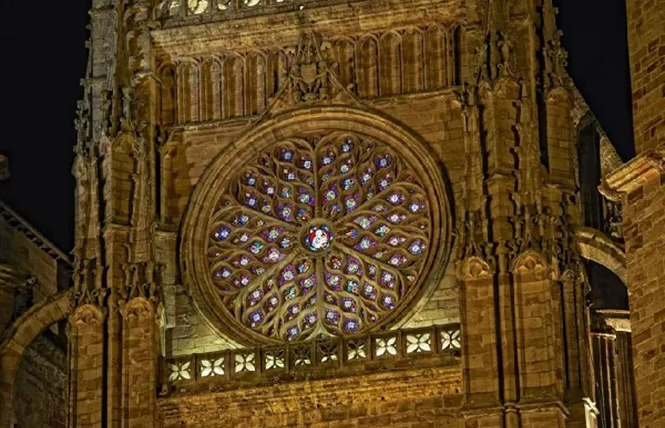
[586,260,628,310]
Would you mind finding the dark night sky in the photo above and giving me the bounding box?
[0,0,634,253]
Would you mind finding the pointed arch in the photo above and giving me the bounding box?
[575,227,626,284]
[458,256,493,280]
[357,36,379,98]
[266,49,288,100]
[511,250,550,279]
[379,32,402,96]
[424,26,447,90]
[332,38,356,91]
[402,29,424,93]
[223,54,245,118]
[246,52,267,116]
[159,63,177,126]
[200,57,222,121]
[176,59,200,123]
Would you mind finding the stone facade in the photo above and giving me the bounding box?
[0,0,650,427]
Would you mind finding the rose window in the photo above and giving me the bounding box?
[206,132,436,342]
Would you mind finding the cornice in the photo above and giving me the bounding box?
[600,144,665,202]
[595,309,631,333]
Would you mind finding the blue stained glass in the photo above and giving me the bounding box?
[287,326,300,339]
[325,309,340,324]
[343,318,359,333]
[304,313,318,327]
[249,310,264,326]
[214,226,231,241]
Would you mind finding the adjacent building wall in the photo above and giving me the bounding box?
[603,2,665,428]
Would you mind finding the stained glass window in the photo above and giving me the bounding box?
[207,132,433,341]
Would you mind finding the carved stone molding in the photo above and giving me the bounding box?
[511,250,550,277]
[601,143,665,202]
[596,309,631,333]
[457,256,493,280]
[71,303,106,328]
[120,296,156,321]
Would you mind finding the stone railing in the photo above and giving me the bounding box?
[163,323,461,390]
[158,0,366,24]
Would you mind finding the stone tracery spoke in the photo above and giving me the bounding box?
[233,252,297,319]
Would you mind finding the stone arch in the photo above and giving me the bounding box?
[402,28,424,92]
[200,57,223,121]
[245,52,267,116]
[575,227,626,284]
[176,58,200,123]
[331,37,356,91]
[379,31,402,96]
[357,35,379,97]
[222,53,245,118]
[511,249,550,279]
[424,25,447,90]
[158,63,177,126]
[0,291,72,428]
[458,256,493,281]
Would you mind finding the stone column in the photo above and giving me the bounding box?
[120,297,159,428]
[69,304,106,428]
[458,257,502,427]
[591,309,638,428]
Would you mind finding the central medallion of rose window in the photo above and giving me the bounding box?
[304,224,334,252]
[207,133,433,342]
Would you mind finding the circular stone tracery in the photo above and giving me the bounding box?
[205,131,439,342]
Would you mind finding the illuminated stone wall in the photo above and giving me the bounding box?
[602,2,665,427]
[54,0,631,426]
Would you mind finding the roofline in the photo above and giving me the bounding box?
[0,199,72,266]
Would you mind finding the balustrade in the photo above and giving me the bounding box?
[163,323,461,389]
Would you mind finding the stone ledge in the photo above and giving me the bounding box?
[162,323,461,395]
[601,143,665,201]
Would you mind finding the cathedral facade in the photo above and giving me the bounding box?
[2,0,663,427]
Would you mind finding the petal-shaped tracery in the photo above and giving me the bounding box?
[207,132,434,341]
